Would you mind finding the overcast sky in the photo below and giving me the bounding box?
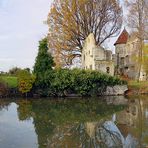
[0,0,52,72]
[0,0,125,72]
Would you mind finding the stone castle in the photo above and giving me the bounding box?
[82,33,114,76]
[82,29,147,81]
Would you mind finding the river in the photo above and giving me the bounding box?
[0,96,147,148]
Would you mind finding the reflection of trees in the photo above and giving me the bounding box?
[116,96,148,147]
[96,122,123,147]
[45,97,148,147]
[2,96,148,147]
[136,97,148,147]
[48,121,125,147]
[81,121,123,148]
[0,99,11,111]
[31,99,122,148]
[16,98,125,148]
[17,100,33,121]
[16,100,56,148]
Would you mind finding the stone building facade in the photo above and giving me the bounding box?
[114,29,147,81]
[82,33,114,76]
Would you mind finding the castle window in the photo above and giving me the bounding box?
[125,55,129,65]
[106,67,110,74]
[120,57,124,66]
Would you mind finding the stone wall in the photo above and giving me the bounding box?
[103,85,128,96]
[95,61,114,76]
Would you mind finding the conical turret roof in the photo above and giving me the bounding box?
[114,29,129,45]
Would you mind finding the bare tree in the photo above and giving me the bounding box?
[47,0,123,67]
[125,0,148,81]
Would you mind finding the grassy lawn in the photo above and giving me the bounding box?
[128,80,148,93]
[128,80,148,88]
[0,75,18,88]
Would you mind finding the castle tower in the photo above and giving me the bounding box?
[114,29,147,80]
[114,29,129,75]
[82,33,96,70]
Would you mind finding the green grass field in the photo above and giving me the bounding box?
[128,80,148,89]
[128,80,148,94]
[0,75,18,88]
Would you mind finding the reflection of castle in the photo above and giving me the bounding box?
[12,97,148,147]
[82,29,147,80]
[115,97,148,147]
[116,99,140,127]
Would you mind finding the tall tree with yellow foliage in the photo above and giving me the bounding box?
[47,0,123,67]
[125,0,148,80]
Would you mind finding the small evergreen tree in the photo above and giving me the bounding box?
[33,38,54,88]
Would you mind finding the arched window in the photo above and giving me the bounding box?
[106,67,110,74]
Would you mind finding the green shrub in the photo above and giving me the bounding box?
[17,70,36,96]
[0,79,8,96]
[39,68,127,97]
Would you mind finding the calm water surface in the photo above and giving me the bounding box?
[0,96,148,148]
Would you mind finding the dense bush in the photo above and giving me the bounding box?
[0,79,8,97]
[37,68,127,97]
[17,70,36,96]
[8,67,22,76]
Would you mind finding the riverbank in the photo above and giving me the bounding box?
[126,80,148,95]
[0,69,128,98]
[0,84,128,98]
[1,74,148,97]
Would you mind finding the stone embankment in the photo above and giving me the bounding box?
[66,85,128,97]
[103,85,128,96]
[126,88,148,95]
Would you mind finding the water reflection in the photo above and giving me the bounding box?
[0,96,148,148]
[47,117,138,148]
[0,102,38,148]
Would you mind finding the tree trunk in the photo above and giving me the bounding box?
[137,39,144,82]
[25,92,27,98]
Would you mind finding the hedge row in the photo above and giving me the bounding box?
[35,68,127,97]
